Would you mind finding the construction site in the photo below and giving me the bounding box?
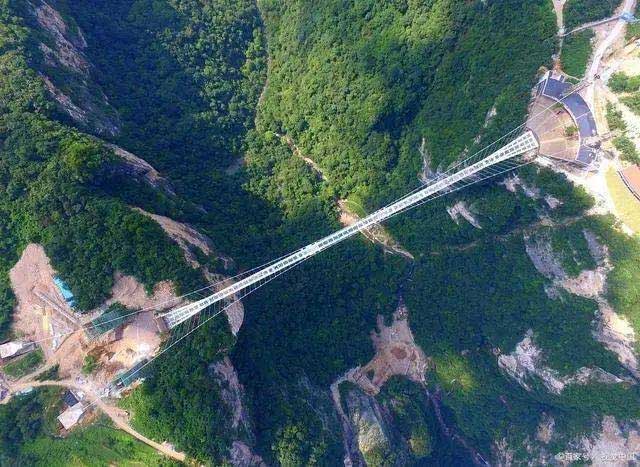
[2,244,174,391]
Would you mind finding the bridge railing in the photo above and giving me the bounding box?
[161,131,539,329]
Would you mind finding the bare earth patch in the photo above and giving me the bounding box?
[9,244,80,358]
[105,273,177,312]
[7,244,170,384]
[337,302,430,397]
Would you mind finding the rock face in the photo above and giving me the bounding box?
[107,145,174,194]
[211,357,266,467]
[134,209,217,267]
[595,303,639,379]
[524,234,567,281]
[498,330,629,395]
[556,416,640,465]
[228,441,266,467]
[28,0,120,136]
[211,357,253,434]
[524,229,640,378]
[447,201,482,229]
[33,1,89,75]
[502,174,542,199]
[345,389,402,466]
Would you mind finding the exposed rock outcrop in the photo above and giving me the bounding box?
[345,389,404,466]
[211,357,254,435]
[28,0,120,136]
[134,209,216,267]
[229,441,266,467]
[524,233,568,281]
[33,1,89,75]
[447,201,482,229]
[595,303,639,379]
[556,416,640,465]
[108,145,174,194]
[502,174,542,199]
[209,357,267,466]
[498,330,630,395]
[133,209,243,335]
[525,229,640,379]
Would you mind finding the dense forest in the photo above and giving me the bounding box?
[1,0,640,465]
[564,0,620,30]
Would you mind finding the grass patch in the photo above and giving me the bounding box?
[343,191,368,218]
[82,355,98,375]
[605,168,640,233]
[3,348,44,378]
[433,353,476,394]
[561,30,594,78]
[19,417,178,466]
[627,22,640,41]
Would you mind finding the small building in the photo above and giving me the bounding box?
[620,165,640,201]
[62,390,79,408]
[57,402,85,430]
[15,387,34,397]
[0,341,36,360]
[534,71,599,168]
[53,276,76,309]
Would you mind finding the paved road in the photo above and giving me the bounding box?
[5,380,186,463]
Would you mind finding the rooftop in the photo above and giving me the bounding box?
[535,72,598,167]
[0,341,35,359]
[53,276,76,308]
[62,390,79,408]
[57,402,85,430]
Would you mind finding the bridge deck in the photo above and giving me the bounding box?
[162,131,539,329]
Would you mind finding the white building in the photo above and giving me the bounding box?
[57,402,86,430]
[0,341,35,359]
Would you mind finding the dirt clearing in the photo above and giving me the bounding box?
[9,244,80,358]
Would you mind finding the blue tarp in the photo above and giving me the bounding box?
[53,276,76,308]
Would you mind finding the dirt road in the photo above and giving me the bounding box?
[5,380,186,463]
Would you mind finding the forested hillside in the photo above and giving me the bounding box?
[0,1,204,330]
[2,0,640,465]
[564,0,620,30]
